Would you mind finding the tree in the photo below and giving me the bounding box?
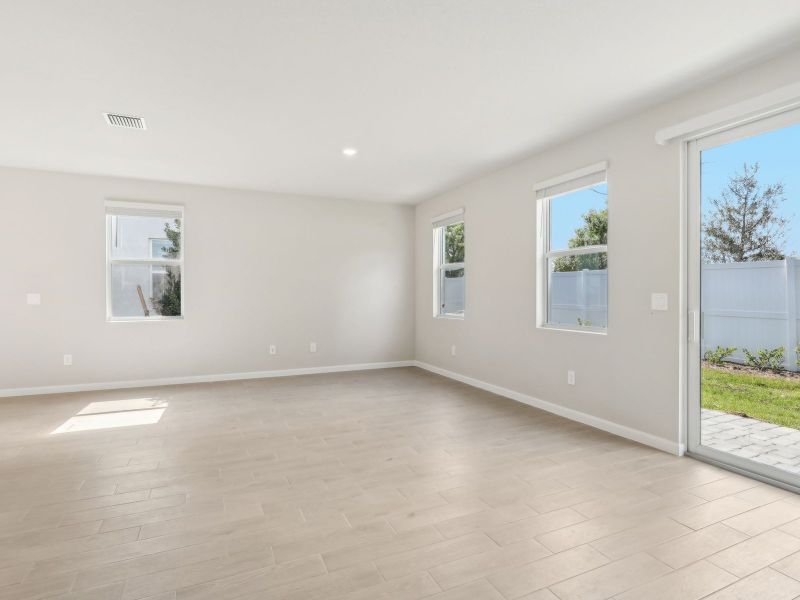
[445,222,464,263]
[152,219,181,316]
[703,162,788,263]
[552,207,608,272]
[444,222,464,277]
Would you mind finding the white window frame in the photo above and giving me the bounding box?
[535,162,608,334]
[106,200,184,322]
[432,208,465,319]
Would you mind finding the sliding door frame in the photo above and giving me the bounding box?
[686,105,800,492]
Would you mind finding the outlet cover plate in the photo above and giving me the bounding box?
[651,292,668,311]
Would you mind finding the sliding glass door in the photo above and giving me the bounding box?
[688,107,800,489]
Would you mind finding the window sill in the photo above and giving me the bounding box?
[539,323,607,335]
[107,316,184,323]
[435,314,464,321]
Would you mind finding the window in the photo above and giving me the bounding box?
[536,163,608,331]
[106,201,183,320]
[432,209,465,318]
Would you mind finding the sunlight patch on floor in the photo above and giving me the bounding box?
[51,398,168,434]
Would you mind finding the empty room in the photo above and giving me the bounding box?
[4,1,800,599]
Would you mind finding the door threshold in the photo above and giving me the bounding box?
[687,450,800,495]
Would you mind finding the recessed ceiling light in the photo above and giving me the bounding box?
[342,147,358,157]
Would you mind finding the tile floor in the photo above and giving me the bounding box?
[0,367,799,599]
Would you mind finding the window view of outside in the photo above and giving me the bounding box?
[700,121,800,473]
[149,237,170,303]
[109,215,182,318]
[548,182,608,328]
[440,221,465,315]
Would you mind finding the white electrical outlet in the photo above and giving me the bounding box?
[309,342,317,353]
[269,345,277,355]
[450,345,456,356]
[651,292,669,311]
[567,370,575,385]
[63,354,73,366]
[26,293,41,305]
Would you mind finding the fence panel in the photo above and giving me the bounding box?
[547,259,799,369]
[701,258,800,371]
[550,269,608,327]
[443,276,465,314]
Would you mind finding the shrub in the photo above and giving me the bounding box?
[743,347,785,371]
[703,346,737,366]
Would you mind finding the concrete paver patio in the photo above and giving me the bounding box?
[702,408,800,474]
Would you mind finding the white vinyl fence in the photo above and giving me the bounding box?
[702,258,800,371]
[550,269,608,327]
[442,275,465,315]
[549,259,800,370]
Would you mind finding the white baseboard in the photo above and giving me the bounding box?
[0,361,415,399]
[414,361,683,456]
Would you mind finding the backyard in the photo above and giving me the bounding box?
[702,364,800,429]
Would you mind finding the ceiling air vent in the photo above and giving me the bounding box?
[103,113,146,130]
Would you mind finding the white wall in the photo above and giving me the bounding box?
[0,167,414,391]
[413,48,800,451]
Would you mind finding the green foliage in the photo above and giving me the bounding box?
[742,346,785,371]
[444,222,464,279]
[703,346,737,366]
[576,317,593,327]
[552,208,608,272]
[160,219,181,259]
[152,219,182,316]
[702,162,787,263]
[445,222,464,262]
[153,267,181,316]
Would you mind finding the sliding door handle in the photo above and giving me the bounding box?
[688,310,701,343]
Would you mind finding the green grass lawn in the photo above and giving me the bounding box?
[702,366,800,429]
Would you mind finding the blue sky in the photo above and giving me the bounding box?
[550,183,607,249]
[550,123,800,254]
[702,122,800,255]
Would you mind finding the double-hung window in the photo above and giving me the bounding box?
[536,163,608,332]
[432,209,465,318]
[106,201,184,321]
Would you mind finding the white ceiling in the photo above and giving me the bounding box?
[1,1,800,203]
